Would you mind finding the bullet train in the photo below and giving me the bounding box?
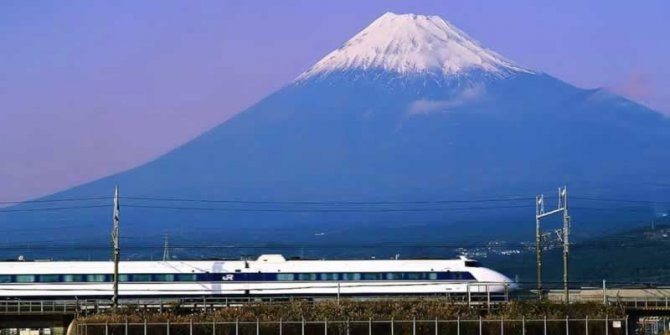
[0,254,513,298]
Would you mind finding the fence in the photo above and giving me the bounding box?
[0,299,79,314]
[77,317,627,335]
[0,291,512,317]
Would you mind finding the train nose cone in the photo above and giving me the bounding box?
[492,271,515,287]
[475,268,517,290]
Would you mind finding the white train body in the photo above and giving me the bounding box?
[0,255,513,298]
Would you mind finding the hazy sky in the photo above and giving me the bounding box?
[1,0,668,201]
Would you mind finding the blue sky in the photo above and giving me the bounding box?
[0,0,668,201]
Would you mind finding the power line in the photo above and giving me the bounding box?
[1,194,667,208]
[0,240,662,251]
[0,205,108,213]
[122,204,535,213]
[0,204,655,214]
[122,195,537,205]
[0,196,108,205]
[0,243,504,250]
[571,206,654,213]
[572,196,670,206]
[0,224,94,233]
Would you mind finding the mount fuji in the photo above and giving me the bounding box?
[4,13,670,255]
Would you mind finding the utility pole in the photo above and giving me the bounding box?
[535,186,570,303]
[560,187,570,304]
[535,194,544,299]
[112,186,120,309]
[163,233,170,261]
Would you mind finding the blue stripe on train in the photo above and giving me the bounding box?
[0,271,474,283]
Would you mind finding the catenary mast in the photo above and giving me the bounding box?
[112,186,120,308]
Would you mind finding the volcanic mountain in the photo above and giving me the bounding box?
[4,13,670,254]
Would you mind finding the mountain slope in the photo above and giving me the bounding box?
[2,13,669,256]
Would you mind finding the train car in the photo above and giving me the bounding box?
[0,255,513,298]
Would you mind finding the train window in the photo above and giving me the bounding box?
[38,275,59,282]
[131,274,151,282]
[0,275,11,283]
[405,273,422,280]
[297,273,317,281]
[154,274,175,282]
[277,274,295,281]
[86,274,106,282]
[341,273,361,280]
[320,273,338,281]
[362,273,381,280]
[428,273,438,280]
[175,274,197,282]
[63,275,83,282]
[385,273,401,280]
[16,275,36,283]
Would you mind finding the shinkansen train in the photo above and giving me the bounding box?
[0,255,513,298]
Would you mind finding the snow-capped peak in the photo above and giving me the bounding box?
[297,12,530,80]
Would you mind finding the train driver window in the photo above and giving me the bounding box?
[465,261,481,267]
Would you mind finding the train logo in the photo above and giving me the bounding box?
[222,274,234,281]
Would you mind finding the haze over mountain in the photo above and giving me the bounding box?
[3,13,669,253]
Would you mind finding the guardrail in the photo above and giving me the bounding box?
[76,317,628,335]
[0,300,79,314]
[618,297,670,309]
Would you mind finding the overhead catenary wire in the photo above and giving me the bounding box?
[0,194,665,253]
[0,194,667,213]
[572,196,670,206]
[121,195,538,205]
[0,240,661,251]
[122,204,536,213]
[0,196,109,205]
[1,193,668,206]
[0,204,658,214]
[0,205,109,213]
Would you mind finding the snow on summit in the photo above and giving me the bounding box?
[298,12,529,80]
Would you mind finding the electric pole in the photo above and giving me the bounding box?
[535,194,544,299]
[535,186,570,303]
[163,233,170,261]
[112,186,120,308]
[560,186,570,304]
